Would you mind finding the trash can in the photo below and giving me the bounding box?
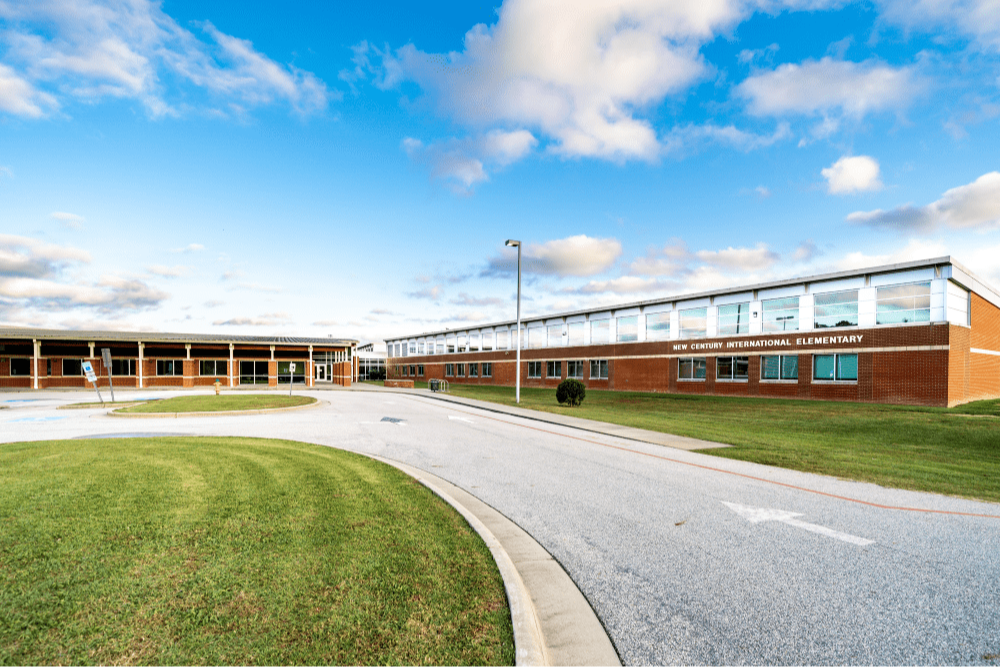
[429,379,440,392]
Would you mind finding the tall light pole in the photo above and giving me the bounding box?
[505,239,521,404]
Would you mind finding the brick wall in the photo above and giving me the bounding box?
[391,322,958,406]
[964,294,1000,403]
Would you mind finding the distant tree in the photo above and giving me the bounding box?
[556,379,586,407]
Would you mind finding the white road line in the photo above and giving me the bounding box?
[448,415,474,423]
[723,502,874,546]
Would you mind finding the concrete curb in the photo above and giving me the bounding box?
[374,457,621,667]
[105,398,324,419]
[353,385,730,451]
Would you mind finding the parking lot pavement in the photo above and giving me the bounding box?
[3,389,1000,665]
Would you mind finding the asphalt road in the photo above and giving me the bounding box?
[3,389,999,665]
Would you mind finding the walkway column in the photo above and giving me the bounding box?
[308,345,313,388]
[32,339,39,390]
[229,344,235,387]
[138,342,144,388]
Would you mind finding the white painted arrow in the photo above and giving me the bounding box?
[723,502,874,546]
[448,415,473,423]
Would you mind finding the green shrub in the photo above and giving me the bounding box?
[556,379,586,407]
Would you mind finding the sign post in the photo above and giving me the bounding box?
[82,361,104,406]
[289,362,296,396]
[101,348,115,403]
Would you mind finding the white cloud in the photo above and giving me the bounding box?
[402,129,538,192]
[629,239,690,276]
[171,243,205,253]
[484,235,623,277]
[374,0,810,162]
[0,234,91,277]
[50,211,85,228]
[213,312,290,327]
[847,171,1000,232]
[451,293,505,307]
[0,274,167,311]
[834,239,950,270]
[791,239,820,262]
[147,264,190,278]
[0,63,57,117]
[407,285,443,301]
[737,57,923,118]
[878,0,1000,51]
[695,243,781,270]
[662,121,792,155]
[568,275,676,295]
[822,155,884,194]
[0,0,331,118]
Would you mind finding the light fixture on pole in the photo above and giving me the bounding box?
[505,239,522,404]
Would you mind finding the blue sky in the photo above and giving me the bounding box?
[1,0,999,345]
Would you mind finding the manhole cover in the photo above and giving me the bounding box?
[381,417,405,424]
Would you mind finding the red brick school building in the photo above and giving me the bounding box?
[0,331,357,390]
[385,257,1000,407]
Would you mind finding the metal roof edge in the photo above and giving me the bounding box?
[0,328,358,347]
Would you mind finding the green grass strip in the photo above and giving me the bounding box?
[0,437,513,665]
[118,394,315,413]
[440,385,1000,503]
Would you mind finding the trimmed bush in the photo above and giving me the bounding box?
[556,379,586,407]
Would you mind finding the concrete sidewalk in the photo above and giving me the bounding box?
[350,383,731,451]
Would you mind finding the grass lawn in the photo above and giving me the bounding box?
[440,384,1000,503]
[0,437,513,665]
[118,394,315,414]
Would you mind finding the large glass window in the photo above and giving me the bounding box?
[528,327,545,349]
[567,322,585,346]
[814,290,859,329]
[546,361,562,378]
[199,360,226,376]
[590,359,609,379]
[408,342,416,355]
[446,338,456,354]
[62,359,83,376]
[10,358,30,375]
[761,355,798,380]
[678,308,707,339]
[436,340,445,355]
[567,360,584,378]
[547,324,562,347]
[457,363,465,377]
[617,315,638,342]
[239,360,268,384]
[762,296,799,332]
[417,342,425,354]
[469,363,479,377]
[645,312,671,341]
[678,357,707,380]
[277,361,305,384]
[877,282,931,325]
[590,319,610,344]
[445,364,454,377]
[482,362,492,378]
[527,361,542,378]
[717,356,749,380]
[111,359,135,376]
[482,331,494,351]
[470,333,480,351]
[156,359,182,376]
[718,303,751,336]
[496,329,509,350]
[813,354,858,381]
